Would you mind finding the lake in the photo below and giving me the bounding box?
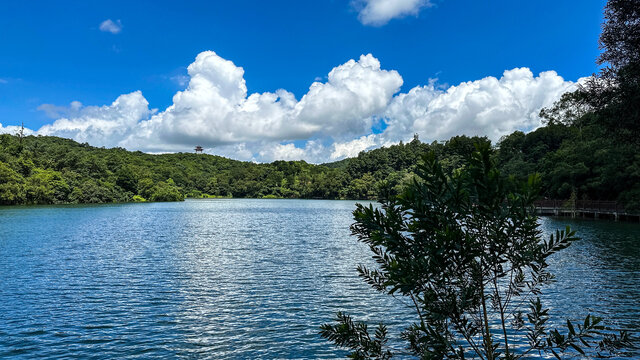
[0,199,638,358]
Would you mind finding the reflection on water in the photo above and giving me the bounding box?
[0,200,638,358]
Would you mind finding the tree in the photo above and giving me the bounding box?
[147,178,184,202]
[0,161,26,205]
[533,0,640,209]
[570,0,640,143]
[321,145,631,359]
[598,0,640,76]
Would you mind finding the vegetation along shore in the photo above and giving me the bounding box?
[1,106,638,212]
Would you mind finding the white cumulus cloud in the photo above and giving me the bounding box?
[330,134,379,160]
[117,51,402,152]
[99,19,123,34]
[354,0,432,26]
[0,123,34,136]
[381,68,576,144]
[37,91,153,147]
[16,51,578,163]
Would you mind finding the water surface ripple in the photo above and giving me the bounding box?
[0,199,638,358]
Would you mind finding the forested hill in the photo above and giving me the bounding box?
[1,119,638,211]
[0,132,493,205]
[0,134,345,203]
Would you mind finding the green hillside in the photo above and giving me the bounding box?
[1,117,638,210]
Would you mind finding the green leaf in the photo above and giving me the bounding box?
[567,319,575,335]
[570,343,585,355]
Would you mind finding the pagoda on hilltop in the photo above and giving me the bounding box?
[194,146,203,154]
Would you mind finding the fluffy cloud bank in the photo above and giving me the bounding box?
[117,51,402,152]
[37,91,154,146]
[325,68,577,161]
[354,0,432,26]
[6,51,577,163]
[382,67,575,142]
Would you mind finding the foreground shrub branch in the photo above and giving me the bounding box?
[321,144,632,359]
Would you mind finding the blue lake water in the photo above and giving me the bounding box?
[0,199,638,359]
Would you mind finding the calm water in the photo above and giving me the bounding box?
[0,199,638,359]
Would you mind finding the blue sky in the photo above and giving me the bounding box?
[0,0,606,162]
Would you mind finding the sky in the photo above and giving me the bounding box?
[0,0,606,163]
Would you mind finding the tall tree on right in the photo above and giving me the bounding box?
[580,0,640,143]
[598,0,640,77]
[536,0,640,211]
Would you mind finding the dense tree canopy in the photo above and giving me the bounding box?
[0,133,486,206]
[529,0,640,210]
[0,125,638,211]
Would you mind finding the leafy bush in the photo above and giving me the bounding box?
[321,145,632,359]
[147,179,184,202]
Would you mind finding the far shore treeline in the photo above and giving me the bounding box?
[1,106,638,211]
